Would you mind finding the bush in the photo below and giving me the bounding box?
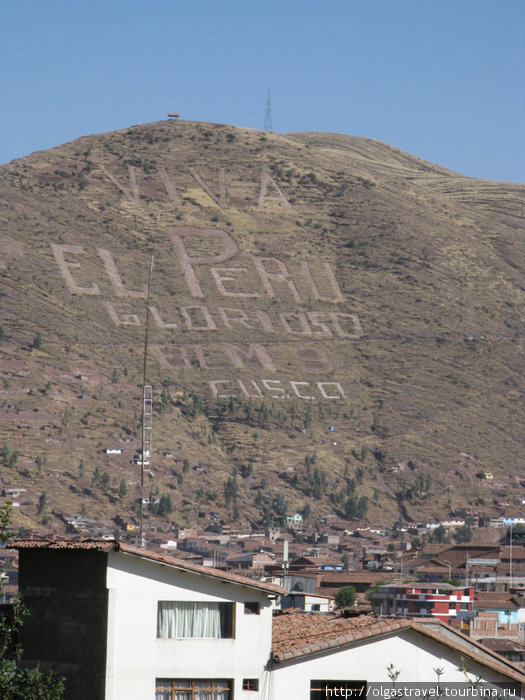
[334,585,357,608]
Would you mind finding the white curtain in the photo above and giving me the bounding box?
[157,602,222,638]
[155,679,230,700]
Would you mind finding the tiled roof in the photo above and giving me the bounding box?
[291,556,341,565]
[320,571,393,585]
[271,611,525,682]
[409,620,525,682]
[474,596,520,611]
[480,638,525,653]
[11,538,285,595]
[272,611,412,661]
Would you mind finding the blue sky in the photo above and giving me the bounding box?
[1,1,524,182]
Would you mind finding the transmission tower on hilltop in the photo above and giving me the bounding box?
[264,91,273,132]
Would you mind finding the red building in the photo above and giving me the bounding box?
[371,582,474,624]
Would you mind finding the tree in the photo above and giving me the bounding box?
[273,492,289,521]
[232,496,239,522]
[0,326,5,342]
[190,392,202,418]
[118,479,127,498]
[36,492,47,518]
[429,525,450,544]
[159,494,173,516]
[303,404,313,429]
[91,466,101,487]
[0,504,65,698]
[32,333,42,350]
[344,496,358,520]
[357,496,368,518]
[410,537,422,552]
[334,585,357,609]
[257,402,270,426]
[312,466,326,499]
[453,524,472,544]
[1,445,10,466]
[223,473,238,508]
[160,388,171,412]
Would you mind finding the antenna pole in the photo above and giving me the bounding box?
[264,90,273,132]
[139,215,159,547]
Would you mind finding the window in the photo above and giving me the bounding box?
[156,679,231,699]
[244,602,260,615]
[311,604,321,612]
[242,679,259,691]
[157,602,234,638]
[311,680,367,700]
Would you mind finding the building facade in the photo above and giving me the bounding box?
[15,540,282,700]
[371,582,474,623]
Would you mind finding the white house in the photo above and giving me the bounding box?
[12,539,525,700]
[14,539,283,700]
[281,591,333,613]
[271,610,525,697]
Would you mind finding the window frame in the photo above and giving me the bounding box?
[155,678,232,699]
[157,601,235,639]
[244,602,260,615]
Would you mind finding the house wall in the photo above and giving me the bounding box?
[18,549,108,700]
[471,611,521,639]
[105,551,274,700]
[271,629,516,697]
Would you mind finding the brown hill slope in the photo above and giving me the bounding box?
[0,120,523,535]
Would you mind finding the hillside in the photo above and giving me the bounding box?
[0,120,523,536]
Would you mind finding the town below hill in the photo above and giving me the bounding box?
[3,527,525,672]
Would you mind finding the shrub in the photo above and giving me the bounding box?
[334,585,357,608]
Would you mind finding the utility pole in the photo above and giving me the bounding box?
[504,518,517,591]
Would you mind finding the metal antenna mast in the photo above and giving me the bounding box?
[139,214,159,547]
[264,90,273,132]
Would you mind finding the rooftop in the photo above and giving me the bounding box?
[272,611,411,662]
[271,611,525,682]
[10,538,285,595]
[377,581,471,591]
